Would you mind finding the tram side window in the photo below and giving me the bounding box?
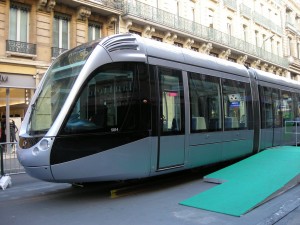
[273,89,282,128]
[188,73,221,132]
[259,86,273,129]
[64,63,144,134]
[158,67,184,134]
[296,93,300,122]
[281,90,294,126]
[222,79,251,130]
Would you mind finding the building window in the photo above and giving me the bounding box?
[262,34,266,50]
[297,16,300,26]
[227,17,232,36]
[53,14,70,50]
[274,12,278,24]
[151,36,163,42]
[9,3,30,42]
[191,47,199,52]
[268,9,271,19]
[277,41,281,56]
[270,38,274,54]
[255,31,259,47]
[288,37,292,56]
[243,25,248,42]
[260,3,264,14]
[208,8,214,28]
[129,30,142,36]
[192,8,195,22]
[174,42,183,48]
[88,23,101,42]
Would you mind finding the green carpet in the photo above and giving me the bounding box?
[180,146,300,216]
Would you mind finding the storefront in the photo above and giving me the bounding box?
[0,73,35,143]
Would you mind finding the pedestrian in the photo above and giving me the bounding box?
[0,115,6,153]
[10,120,18,154]
[1,115,6,142]
[10,120,18,142]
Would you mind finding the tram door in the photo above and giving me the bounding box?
[157,67,185,169]
[273,89,283,146]
[260,87,282,148]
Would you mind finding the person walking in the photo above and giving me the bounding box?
[0,115,6,153]
[10,120,18,154]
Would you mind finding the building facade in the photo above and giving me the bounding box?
[0,0,300,136]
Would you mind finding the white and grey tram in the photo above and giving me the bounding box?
[17,34,300,183]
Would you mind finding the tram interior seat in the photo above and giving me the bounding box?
[209,118,220,130]
[225,117,239,129]
[93,105,108,128]
[192,117,206,131]
[232,117,239,128]
[295,117,300,126]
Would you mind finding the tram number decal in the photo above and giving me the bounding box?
[111,128,119,132]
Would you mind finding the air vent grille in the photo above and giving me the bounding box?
[102,34,139,52]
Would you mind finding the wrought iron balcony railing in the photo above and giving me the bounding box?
[123,0,288,67]
[253,11,283,35]
[286,16,300,33]
[223,0,237,11]
[6,40,36,55]
[51,47,68,58]
[240,4,252,19]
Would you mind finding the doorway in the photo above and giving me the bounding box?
[0,88,32,143]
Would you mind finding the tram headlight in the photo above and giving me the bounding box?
[32,147,39,156]
[39,139,50,151]
[31,138,51,156]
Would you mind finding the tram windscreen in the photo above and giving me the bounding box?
[27,41,99,135]
[63,62,143,134]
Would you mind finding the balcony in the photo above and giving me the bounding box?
[51,47,68,58]
[123,0,288,67]
[285,16,300,34]
[253,11,283,35]
[240,4,252,19]
[6,40,37,58]
[207,29,287,67]
[223,0,237,11]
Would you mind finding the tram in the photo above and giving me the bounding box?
[17,34,300,183]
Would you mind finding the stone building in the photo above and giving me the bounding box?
[0,0,299,120]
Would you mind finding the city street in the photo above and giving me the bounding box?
[1,171,300,225]
[1,0,300,224]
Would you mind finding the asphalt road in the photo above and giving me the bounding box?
[1,171,300,225]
